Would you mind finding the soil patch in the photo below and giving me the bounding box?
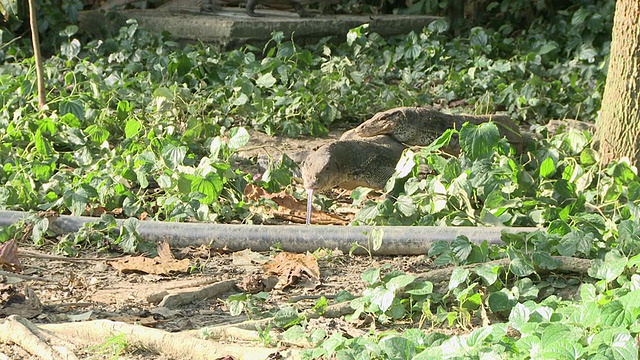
[1,242,435,359]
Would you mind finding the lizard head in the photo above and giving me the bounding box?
[300,144,341,191]
[355,108,406,138]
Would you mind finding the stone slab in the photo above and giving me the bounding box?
[78,6,440,48]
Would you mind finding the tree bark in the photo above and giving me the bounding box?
[27,0,46,108]
[595,0,640,167]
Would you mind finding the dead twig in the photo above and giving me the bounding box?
[19,249,115,262]
[0,270,56,282]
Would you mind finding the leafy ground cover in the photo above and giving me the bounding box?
[4,0,640,359]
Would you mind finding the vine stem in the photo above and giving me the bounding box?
[27,0,46,108]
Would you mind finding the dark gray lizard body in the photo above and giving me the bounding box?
[301,132,406,191]
[355,107,524,153]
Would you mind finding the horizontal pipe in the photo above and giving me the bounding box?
[0,210,541,255]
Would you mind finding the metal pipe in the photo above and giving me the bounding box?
[0,210,540,255]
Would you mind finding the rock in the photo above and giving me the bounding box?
[199,0,335,17]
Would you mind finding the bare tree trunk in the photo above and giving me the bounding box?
[27,0,46,108]
[595,0,640,167]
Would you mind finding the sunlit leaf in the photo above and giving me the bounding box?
[460,122,500,159]
[162,144,187,170]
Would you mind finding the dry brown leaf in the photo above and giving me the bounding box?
[0,239,22,272]
[157,241,175,261]
[178,244,222,259]
[244,184,350,225]
[232,249,270,267]
[264,252,321,290]
[108,242,189,275]
[215,356,238,360]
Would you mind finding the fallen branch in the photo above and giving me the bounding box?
[19,249,116,262]
[0,270,55,282]
[419,256,593,286]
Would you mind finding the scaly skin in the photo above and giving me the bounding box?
[356,107,523,153]
[301,134,406,191]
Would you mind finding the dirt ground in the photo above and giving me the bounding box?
[0,129,436,359]
[0,241,434,359]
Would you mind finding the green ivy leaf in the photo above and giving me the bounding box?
[361,267,381,285]
[510,257,535,277]
[539,339,584,359]
[466,325,497,346]
[59,99,85,121]
[508,303,530,331]
[588,251,626,283]
[256,73,277,88]
[600,300,632,327]
[233,93,249,106]
[405,281,433,296]
[117,218,141,254]
[34,130,53,155]
[422,129,455,153]
[557,229,592,257]
[191,173,223,205]
[451,236,472,262]
[474,263,500,286]
[459,122,500,159]
[380,336,416,360]
[31,161,55,182]
[488,289,516,313]
[117,100,133,121]
[395,195,416,217]
[227,293,248,316]
[281,325,305,342]
[370,286,395,312]
[370,227,384,251]
[273,307,301,328]
[580,148,598,165]
[532,251,561,269]
[168,54,192,77]
[84,124,110,144]
[428,240,450,257]
[124,119,142,139]
[386,274,415,292]
[228,127,250,150]
[427,18,449,33]
[539,157,556,178]
[162,143,187,170]
[448,268,469,290]
[560,130,588,155]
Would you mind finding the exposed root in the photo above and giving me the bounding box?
[0,315,78,360]
[0,316,299,360]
